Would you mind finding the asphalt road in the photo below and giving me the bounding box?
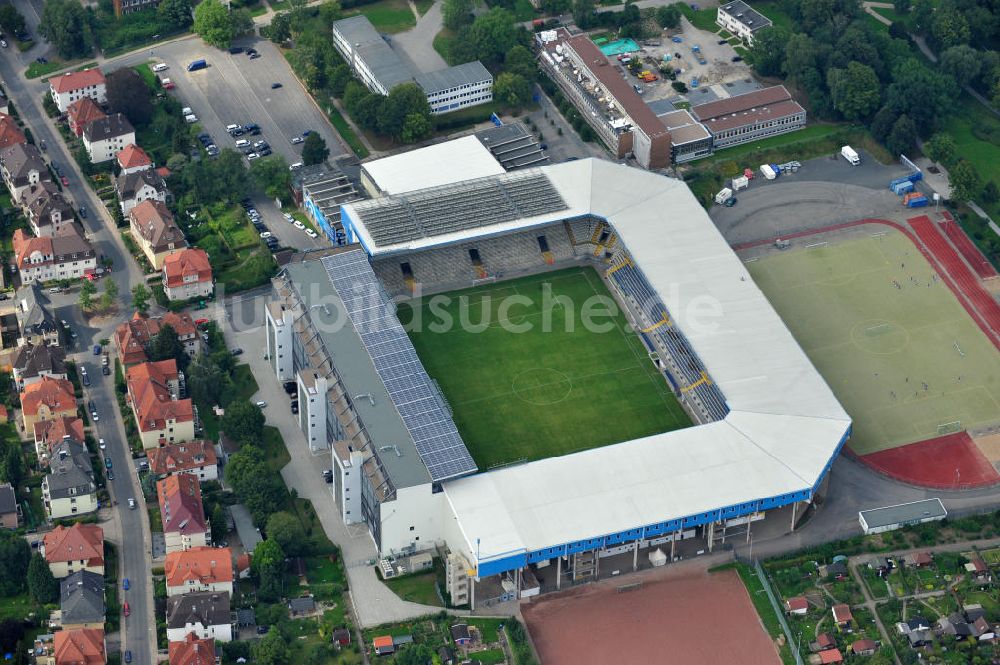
[1,5,157,663]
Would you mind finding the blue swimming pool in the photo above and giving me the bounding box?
[599,38,640,56]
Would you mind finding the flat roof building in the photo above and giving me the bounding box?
[300,164,362,244]
[360,136,505,197]
[717,0,773,45]
[659,109,713,163]
[691,85,806,150]
[859,499,947,535]
[475,123,549,171]
[414,61,494,115]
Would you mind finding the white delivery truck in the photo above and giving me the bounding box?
[760,164,777,180]
[841,145,860,165]
[715,187,733,205]
[731,175,749,191]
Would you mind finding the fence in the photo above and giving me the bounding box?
[752,559,805,665]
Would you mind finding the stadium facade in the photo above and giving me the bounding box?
[265,159,850,605]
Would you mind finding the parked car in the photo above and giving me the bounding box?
[78,206,87,218]
[256,401,267,408]
[102,366,110,376]
[93,345,102,355]
[124,651,132,664]
[80,367,90,386]
[60,176,69,186]
[99,439,106,450]
[107,470,113,480]
[293,221,305,230]
[271,82,282,89]
[305,229,318,239]
[104,457,112,469]
[231,348,243,356]
[123,578,129,590]
[123,602,130,617]
[128,498,136,509]
[290,136,304,144]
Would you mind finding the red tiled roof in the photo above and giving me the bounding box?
[832,604,852,623]
[148,440,217,476]
[43,523,104,565]
[168,632,216,665]
[0,114,26,149]
[34,416,85,449]
[157,473,207,536]
[235,553,251,573]
[117,144,151,170]
[127,359,193,433]
[165,546,234,588]
[20,376,75,417]
[66,98,106,136]
[785,597,808,612]
[373,636,393,648]
[819,649,843,664]
[817,633,835,648]
[53,627,105,665]
[163,248,212,288]
[851,639,877,653]
[49,69,106,94]
[114,311,197,365]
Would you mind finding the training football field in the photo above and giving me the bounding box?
[397,267,691,470]
[747,230,1000,456]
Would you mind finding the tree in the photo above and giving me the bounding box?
[894,0,910,13]
[27,553,58,604]
[572,0,595,28]
[885,113,917,155]
[210,502,228,543]
[106,68,153,127]
[157,0,193,32]
[0,530,30,596]
[827,61,881,120]
[39,0,92,59]
[911,0,934,33]
[442,0,475,31]
[655,4,681,28]
[99,278,119,312]
[267,11,292,43]
[221,400,265,446]
[131,283,151,315]
[940,45,981,87]
[301,133,329,166]
[0,442,24,487]
[250,537,285,601]
[494,72,532,107]
[0,6,27,37]
[748,27,790,77]
[232,8,254,36]
[252,630,289,665]
[885,59,957,135]
[266,512,307,556]
[194,0,236,48]
[504,45,537,81]
[400,113,432,144]
[187,352,232,407]
[225,447,286,524]
[982,181,999,204]
[456,7,523,68]
[949,159,982,202]
[378,83,431,140]
[0,619,24,657]
[329,64,353,98]
[396,645,434,665]
[146,323,188,370]
[870,105,898,143]
[931,9,970,50]
[79,279,96,311]
[250,155,292,200]
[924,132,957,166]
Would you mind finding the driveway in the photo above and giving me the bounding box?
[390,0,448,74]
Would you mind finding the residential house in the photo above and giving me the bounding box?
[905,552,933,568]
[34,416,85,465]
[60,570,106,630]
[147,440,218,482]
[332,628,351,647]
[816,650,843,664]
[0,114,26,149]
[51,627,105,665]
[832,604,853,631]
[113,311,199,366]
[115,167,168,215]
[157,473,209,553]
[868,556,892,577]
[41,523,104,578]
[437,646,453,665]
[21,182,76,237]
[897,617,933,647]
[0,482,18,529]
[168,632,217,665]
[288,596,316,617]
[82,114,135,164]
[116,144,152,175]
[966,557,992,583]
[822,561,848,581]
[785,596,808,615]
[373,636,394,656]
[13,227,97,285]
[20,375,76,433]
[162,249,213,301]
[811,633,836,652]
[127,359,195,449]
[12,342,67,389]
[450,624,473,645]
[15,283,60,346]
[965,604,987,622]
[49,69,107,113]
[0,143,50,202]
[66,98,106,138]
[165,591,232,643]
[235,553,251,580]
[164,546,234,597]
[42,439,97,519]
[128,200,187,269]
[850,639,877,656]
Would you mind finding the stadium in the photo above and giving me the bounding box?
[265,158,851,605]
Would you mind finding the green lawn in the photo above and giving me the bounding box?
[262,426,290,473]
[26,60,69,79]
[723,563,796,665]
[679,4,721,31]
[398,267,690,469]
[943,96,1000,193]
[747,230,1000,455]
[752,2,795,31]
[346,0,415,33]
[383,569,443,607]
[326,105,369,159]
[469,649,505,665]
[414,0,434,14]
[433,28,458,65]
[133,62,157,89]
[0,593,43,621]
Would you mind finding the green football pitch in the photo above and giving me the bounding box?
[747,230,1000,456]
[397,267,691,469]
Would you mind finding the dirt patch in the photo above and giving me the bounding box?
[522,565,780,665]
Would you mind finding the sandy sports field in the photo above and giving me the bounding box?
[522,566,781,665]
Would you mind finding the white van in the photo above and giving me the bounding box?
[235,139,250,148]
[152,63,168,72]
[181,107,192,116]
[289,162,303,170]
[184,114,198,124]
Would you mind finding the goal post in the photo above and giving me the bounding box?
[937,421,962,435]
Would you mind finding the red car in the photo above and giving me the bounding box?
[60,176,69,186]
[123,601,130,617]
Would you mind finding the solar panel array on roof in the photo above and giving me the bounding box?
[320,250,478,481]
[352,171,567,246]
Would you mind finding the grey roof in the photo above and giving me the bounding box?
[718,0,773,31]
[60,570,106,625]
[284,250,477,485]
[475,123,549,171]
[235,608,255,625]
[860,499,947,530]
[12,343,66,378]
[414,61,493,95]
[332,16,414,92]
[288,596,315,613]
[45,440,95,500]
[115,168,167,200]
[228,504,262,553]
[16,284,56,336]
[166,591,231,629]
[0,482,15,515]
[0,143,48,186]
[348,170,567,247]
[83,113,134,143]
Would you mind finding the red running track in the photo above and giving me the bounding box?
[909,215,1000,344]
[861,432,1000,489]
[940,211,998,280]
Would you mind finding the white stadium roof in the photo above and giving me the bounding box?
[360,135,505,196]
[344,159,851,571]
